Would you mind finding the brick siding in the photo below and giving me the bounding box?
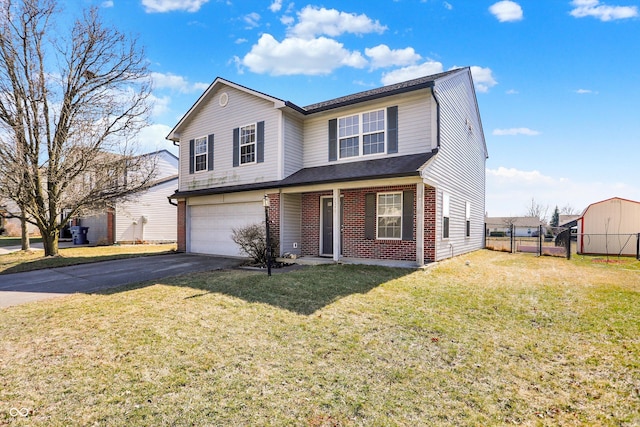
[177,200,186,252]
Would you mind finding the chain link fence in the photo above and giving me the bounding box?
[486,222,640,260]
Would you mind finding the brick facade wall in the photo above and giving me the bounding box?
[424,186,436,263]
[300,185,422,261]
[177,200,186,252]
[266,193,280,255]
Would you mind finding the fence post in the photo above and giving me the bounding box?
[637,233,639,261]
[510,224,514,253]
[566,227,572,260]
[538,225,543,256]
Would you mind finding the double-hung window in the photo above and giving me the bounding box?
[442,192,450,239]
[240,124,256,164]
[338,109,385,159]
[194,136,207,172]
[377,192,402,239]
[363,110,385,155]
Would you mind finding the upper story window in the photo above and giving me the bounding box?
[338,109,385,159]
[194,136,207,172]
[240,123,256,164]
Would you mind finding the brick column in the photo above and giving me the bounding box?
[177,200,186,252]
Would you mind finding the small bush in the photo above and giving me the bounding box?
[231,223,279,266]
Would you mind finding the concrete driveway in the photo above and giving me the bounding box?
[0,253,244,309]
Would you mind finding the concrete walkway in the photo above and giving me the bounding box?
[0,253,243,309]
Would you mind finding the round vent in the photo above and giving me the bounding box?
[219,92,229,107]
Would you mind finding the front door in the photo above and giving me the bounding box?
[321,197,343,256]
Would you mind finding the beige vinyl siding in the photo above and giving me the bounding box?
[424,69,487,261]
[178,85,281,192]
[578,198,640,255]
[115,179,178,243]
[301,90,435,168]
[82,213,109,245]
[283,113,304,178]
[280,193,302,256]
[154,151,178,179]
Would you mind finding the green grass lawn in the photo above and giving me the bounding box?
[0,244,177,274]
[0,236,43,247]
[1,250,639,426]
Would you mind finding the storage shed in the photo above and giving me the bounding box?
[577,197,640,256]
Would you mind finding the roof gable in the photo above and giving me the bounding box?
[166,77,287,141]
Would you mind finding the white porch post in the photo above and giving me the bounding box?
[333,187,341,262]
[416,183,425,266]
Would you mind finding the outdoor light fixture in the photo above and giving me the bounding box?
[263,195,272,276]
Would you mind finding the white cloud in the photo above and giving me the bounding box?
[493,128,541,136]
[468,66,498,92]
[151,72,208,93]
[244,12,261,28]
[289,6,387,39]
[141,0,210,13]
[506,89,519,95]
[241,34,367,76]
[269,0,283,13]
[101,0,114,7]
[575,88,598,94]
[280,15,295,25]
[149,94,171,117]
[134,123,176,155]
[570,0,638,21]
[380,61,444,85]
[486,166,640,217]
[444,2,453,10]
[489,1,524,22]
[365,45,422,69]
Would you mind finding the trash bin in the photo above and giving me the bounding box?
[70,226,89,245]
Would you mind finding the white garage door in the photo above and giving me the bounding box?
[189,202,264,256]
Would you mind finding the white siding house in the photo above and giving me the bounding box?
[168,68,488,266]
[81,150,178,245]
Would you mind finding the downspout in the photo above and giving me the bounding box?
[167,196,177,207]
[430,86,441,152]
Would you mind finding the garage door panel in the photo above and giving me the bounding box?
[190,202,264,256]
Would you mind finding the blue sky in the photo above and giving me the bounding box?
[92,0,639,218]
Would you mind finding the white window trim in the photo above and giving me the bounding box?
[442,192,450,240]
[376,191,402,240]
[338,109,387,160]
[194,136,208,173]
[465,201,471,238]
[239,123,257,165]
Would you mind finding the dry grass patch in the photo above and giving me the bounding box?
[1,250,639,426]
[0,244,177,274]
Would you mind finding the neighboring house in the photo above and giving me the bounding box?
[79,150,178,244]
[577,197,640,256]
[168,68,488,266]
[485,216,546,237]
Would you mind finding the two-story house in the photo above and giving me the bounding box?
[168,67,487,266]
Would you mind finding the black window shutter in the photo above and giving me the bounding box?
[328,118,337,161]
[387,106,398,154]
[365,193,376,239]
[189,139,195,174]
[207,134,214,171]
[402,190,414,241]
[232,128,239,167]
[257,121,265,163]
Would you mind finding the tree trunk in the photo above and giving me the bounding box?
[20,209,30,251]
[41,230,59,257]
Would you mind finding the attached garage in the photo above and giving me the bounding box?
[188,197,264,256]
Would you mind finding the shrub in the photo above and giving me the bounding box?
[231,223,279,266]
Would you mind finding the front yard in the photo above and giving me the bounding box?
[1,250,638,426]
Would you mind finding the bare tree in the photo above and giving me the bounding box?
[560,204,579,215]
[0,0,155,256]
[524,198,549,224]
